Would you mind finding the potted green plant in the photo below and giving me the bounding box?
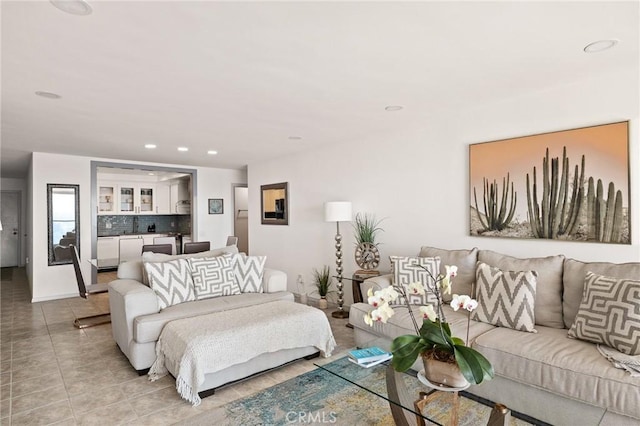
[312,266,333,309]
[363,265,494,386]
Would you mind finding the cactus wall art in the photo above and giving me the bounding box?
[469,121,629,244]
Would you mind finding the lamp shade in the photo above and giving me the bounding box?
[324,201,352,222]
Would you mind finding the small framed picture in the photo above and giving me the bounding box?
[208,199,223,214]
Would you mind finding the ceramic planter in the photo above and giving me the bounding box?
[318,297,328,309]
[422,353,468,388]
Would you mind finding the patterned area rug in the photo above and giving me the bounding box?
[180,357,534,426]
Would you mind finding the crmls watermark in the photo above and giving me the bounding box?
[285,411,337,424]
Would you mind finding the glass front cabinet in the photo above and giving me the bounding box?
[97,182,156,215]
[98,183,117,215]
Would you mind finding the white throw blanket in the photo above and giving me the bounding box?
[597,344,640,377]
[148,301,336,406]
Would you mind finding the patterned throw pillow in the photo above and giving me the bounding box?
[144,259,196,309]
[472,262,537,333]
[230,253,267,293]
[189,256,240,300]
[390,256,441,305]
[568,272,640,355]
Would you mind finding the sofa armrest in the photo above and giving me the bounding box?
[263,268,287,293]
[360,274,393,301]
[108,279,159,354]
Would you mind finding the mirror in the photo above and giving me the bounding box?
[261,182,288,225]
[48,184,80,266]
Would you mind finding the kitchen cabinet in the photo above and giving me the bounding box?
[98,182,118,215]
[155,183,171,214]
[119,184,156,215]
[97,236,119,268]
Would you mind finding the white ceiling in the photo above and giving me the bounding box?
[1,1,638,178]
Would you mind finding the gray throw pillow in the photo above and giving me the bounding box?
[189,256,240,299]
[144,259,196,309]
[472,262,537,333]
[390,256,441,305]
[231,253,267,293]
[568,272,640,355]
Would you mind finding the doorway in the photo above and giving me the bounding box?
[234,185,248,254]
[1,191,21,267]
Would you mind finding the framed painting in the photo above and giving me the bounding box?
[208,198,223,215]
[469,121,630,244]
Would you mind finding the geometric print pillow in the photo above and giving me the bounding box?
[390,256,441,306]
[472,262,538,333]
[230,253,267,293]
[189,256,240,300]
[144,259,196,310]
[568,272,640,355]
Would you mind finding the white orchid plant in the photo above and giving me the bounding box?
[364,264,494,385]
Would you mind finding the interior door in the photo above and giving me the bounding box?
[1,191,20,267]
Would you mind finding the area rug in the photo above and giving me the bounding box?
[177,357,535,426]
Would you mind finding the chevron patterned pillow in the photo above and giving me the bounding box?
[390,256,440,305]
[144,258,196,309]
[472,262,538,333]
[231,253,267,293]
[189,256,240,299]
[568,272,640,355]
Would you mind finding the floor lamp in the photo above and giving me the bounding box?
[324,201,352,319]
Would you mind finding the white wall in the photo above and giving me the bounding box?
[248,68,640,306]
[30,152,245,302]
[0,177,28,266]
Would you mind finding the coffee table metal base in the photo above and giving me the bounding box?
[386,365,511,426]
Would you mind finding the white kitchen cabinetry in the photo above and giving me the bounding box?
[155,183,171,214]
[118,184,156,215]
[98,182,118,215]
[97,237,119,268]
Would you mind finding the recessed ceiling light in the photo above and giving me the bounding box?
[583,39,619,53]
[144,144,157,149]
[50,0,92,16]
[35,91,61,99]
[288,136,302,140]
[207,150,218,155]
[385,105,403,111]
[177,147,189,152]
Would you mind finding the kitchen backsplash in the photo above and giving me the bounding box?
[98,215,191,236]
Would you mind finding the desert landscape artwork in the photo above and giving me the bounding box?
[469,121,630,244]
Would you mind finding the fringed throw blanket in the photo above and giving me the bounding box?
[598,344,640,377]
[148,300,336,406]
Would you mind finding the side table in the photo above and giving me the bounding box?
[351,270,381,303]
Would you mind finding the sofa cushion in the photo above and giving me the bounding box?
[390,256,440,305]
[568,272,640,355]
[418,247,478,299]
[134,291,294,344]
[472,262,537,333]
[189,256,240,299]
[563,258,640,328]
[478,250,564,329]
[144,259,196,309]
[231,253,267,293]
[473,326,640,419]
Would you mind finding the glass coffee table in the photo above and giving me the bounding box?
[315,356,512,426]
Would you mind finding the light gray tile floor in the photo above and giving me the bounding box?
[0,267,355,425]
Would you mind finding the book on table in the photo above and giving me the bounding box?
[347,353,392,368]
[348,347,391,364]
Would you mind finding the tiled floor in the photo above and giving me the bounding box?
[1,267,355,425]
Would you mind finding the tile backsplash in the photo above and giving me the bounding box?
[98,215,191,236]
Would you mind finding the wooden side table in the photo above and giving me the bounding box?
[351,270,380,303]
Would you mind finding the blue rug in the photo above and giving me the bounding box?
[179,357,534,426]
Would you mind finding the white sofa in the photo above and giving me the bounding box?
[108,245,319,391]
[349,246,640,426]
